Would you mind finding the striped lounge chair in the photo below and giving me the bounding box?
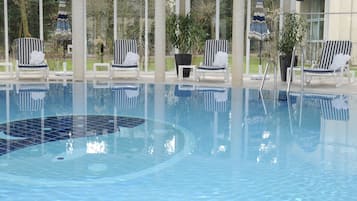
[196,40,229,82]
[111,39,139,79]
[302,40,352,87]
[15,38,49,80]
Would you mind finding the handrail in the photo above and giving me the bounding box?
[286,45,305,93]
[259,59,277,92]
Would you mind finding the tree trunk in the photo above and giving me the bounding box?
[19,0,31,37]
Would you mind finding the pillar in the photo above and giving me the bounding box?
[154,0,166,82]
[231,0,245,86]
[72,0,86,80]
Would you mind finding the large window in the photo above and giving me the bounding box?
[300,0,325,63]
[8,0,39,43]
[44,0,70,72]
[117,0,146,71]
[0,1,5,62]
[86,0,113,71]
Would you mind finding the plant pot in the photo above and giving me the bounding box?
[279,54,297,82]
[175,54,192,78]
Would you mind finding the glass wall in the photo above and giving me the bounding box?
[299,0,325,63]
[8,0,39,48]
[44,0,70,72]
[5,0,61,71]
[0,1,5,62]
[116,0,147,71]
[165,0,233,73]
[86,0,113,72]
[219,0,232,42]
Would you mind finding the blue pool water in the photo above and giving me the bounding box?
[0,82,356,200]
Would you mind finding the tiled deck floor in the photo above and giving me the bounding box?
[0,71,356,95]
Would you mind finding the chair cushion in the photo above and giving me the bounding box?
[303,68,336,73]
[18,64,48,68]
[123,52,139,66]
[329,53,351,70]
[29,51,45,65]
[197,66,226,70]
[112,64,138,68]
[212,51,228,67]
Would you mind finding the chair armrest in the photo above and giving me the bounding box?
[311,63,319,69]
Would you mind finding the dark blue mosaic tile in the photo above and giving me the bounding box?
[0,115,145,156]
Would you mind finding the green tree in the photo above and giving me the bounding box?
[12,0,31,37]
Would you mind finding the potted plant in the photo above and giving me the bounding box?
[278,13,306,81]
[167,13,203,77]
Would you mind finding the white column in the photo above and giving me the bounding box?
[185,0,191,14]
[324,0,330,40]
[72,0,86,80]
[231,0,245,86]
[114,0,117,41]
[39,0,43,40]
[144,0,148,72]
[215,0,220,40]
[4,0,9,62]
[279,0,284,34]
[175,0,180,14]
[245,0,251,74]
[349,0,353,40]
[154,0,166,82]
[290,0,296,12]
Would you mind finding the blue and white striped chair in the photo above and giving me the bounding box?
[111,39,139,79]
[15,38,49,80]
[302,40,352,87]
[196,40,229,82]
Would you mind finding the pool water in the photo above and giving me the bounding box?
[0,82,356,200]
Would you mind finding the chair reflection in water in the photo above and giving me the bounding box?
[289,93,350,153]
[16,83,49,112]
[112,83,140,111]
[320,95,349,121]
[197,86,229,155]
[111,83,140,132]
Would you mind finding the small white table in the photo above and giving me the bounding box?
[93,63,110,78]
[178,65,196,81]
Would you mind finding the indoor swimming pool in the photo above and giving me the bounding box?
[0,82,356,200]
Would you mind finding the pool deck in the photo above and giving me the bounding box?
[0,71,356,95]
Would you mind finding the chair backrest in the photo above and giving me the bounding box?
[203,40,228,66]
[114,39,138,64]
[318,40,352,69]
[15,38,44,65]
